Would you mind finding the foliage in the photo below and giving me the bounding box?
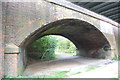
[27,35,57,61]
[112,56,120,61]
[27,35,77,61]
[55,36,76,54]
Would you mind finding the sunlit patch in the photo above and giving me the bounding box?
[28,19,35,24]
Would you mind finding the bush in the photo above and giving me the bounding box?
[27,35,57,61]
[27,35,77,62]
[55,36,76,54]
[112,56,120,60]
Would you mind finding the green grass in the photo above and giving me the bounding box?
[112,56,120,60]
[71,72,81,75]
[4,71,69,78]
[85,65,101,72]
[74,72,81,74]
[112,78,119,80]
[52,71,69,78]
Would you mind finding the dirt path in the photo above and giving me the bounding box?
[23,56,118,78]
[69,61,118,78]
[55,52,74,59]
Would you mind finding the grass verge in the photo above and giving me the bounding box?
[85,65,101,72]
[4,71,69,78]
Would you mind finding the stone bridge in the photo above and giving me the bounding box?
[0,0,120,78]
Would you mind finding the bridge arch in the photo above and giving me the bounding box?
[16,18,114,76]
[20,18,111,58]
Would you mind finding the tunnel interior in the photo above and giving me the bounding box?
[26,35,77,63]
[23,19,111,64]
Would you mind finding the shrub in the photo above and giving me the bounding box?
[56,36,76,54]
[27,35,57,61]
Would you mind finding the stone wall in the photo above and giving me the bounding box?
[2,0,119,77]
[3,1,118,58]
[0,2,4,79]
[4,54,18,76]
[3,1,118,47]
[118,28,120,56]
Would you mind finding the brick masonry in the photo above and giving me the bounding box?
[0,2,4,79]
[1,0,119,77]
[2,1,118,47]
[4,54,18,76]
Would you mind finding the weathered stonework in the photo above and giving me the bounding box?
[3,1,118,47]
[4,42,19,76]
[4,54,18,76]
[0,2,4,79]
[5,42,19,54]
[1,0,119,77]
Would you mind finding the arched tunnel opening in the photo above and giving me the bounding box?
[20,19,112,76]
[23,19,111,60]
[26,35,77,64]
